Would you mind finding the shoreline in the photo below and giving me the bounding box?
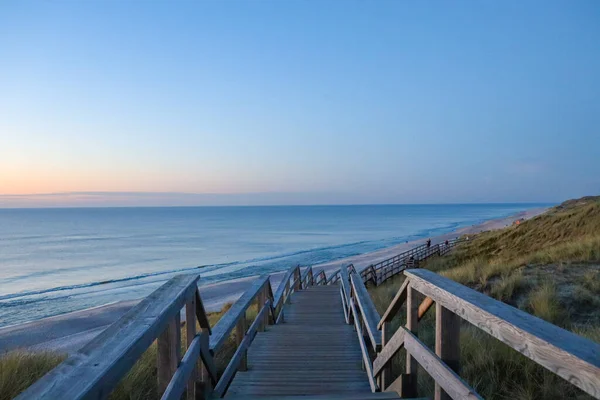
[0,206,548,354]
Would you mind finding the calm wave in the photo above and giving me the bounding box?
[0,204,548,327]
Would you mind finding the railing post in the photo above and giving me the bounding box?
[435,303,460,400]
[309,269,314,286]
[294,267,301,290]
[185,297,197,400]
[402,285,419,397]
[379,321,391,390]
[236,312,248,371]
[285,280,291,304]
[258,285,267,332]
[198,327,212,399]
[157,313,181,396]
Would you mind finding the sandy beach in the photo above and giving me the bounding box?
[0,207,547,355]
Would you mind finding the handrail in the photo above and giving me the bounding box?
[214,299,272,397]
[17,274,203,400]
[350,271,381,351]
[345,279,379,393]
[371,269,600,399]
[405,269,600,398]
[210,275,270,353]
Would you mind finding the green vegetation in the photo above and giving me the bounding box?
[368,196,600,399]
[0,302,257,400]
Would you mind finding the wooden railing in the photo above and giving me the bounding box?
[17,264,329,400]
[350,269,600,400]
[329,238,461,286]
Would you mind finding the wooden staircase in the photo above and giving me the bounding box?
[17,238,600,400]
[226,285,371,397]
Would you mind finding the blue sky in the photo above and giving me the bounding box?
[0,1,599,206]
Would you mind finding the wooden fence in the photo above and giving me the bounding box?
[16,264,326,400]
[17,238,600,399]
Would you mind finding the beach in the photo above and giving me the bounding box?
[0,206,547,355]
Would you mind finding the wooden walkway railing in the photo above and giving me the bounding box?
[17,238,600,400]
[16,264,330,400]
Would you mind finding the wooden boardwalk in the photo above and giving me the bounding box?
[226,285,397,398]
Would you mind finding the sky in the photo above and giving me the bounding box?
[1,1,599,206]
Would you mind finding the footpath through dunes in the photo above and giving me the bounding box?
[14,236,600,400]
[226,285,371,397]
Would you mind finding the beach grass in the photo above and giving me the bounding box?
[0,301,258,400]
[367,195,600,399]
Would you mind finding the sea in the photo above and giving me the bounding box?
[0,204,549,327]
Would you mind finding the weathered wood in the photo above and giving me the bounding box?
[377,278,409,329]
[294,267,301,291]
[16,274,200,400]
[340,286,350,324]
[210,275,269,352]
[236,311,248,371]
[373,323,406,377]
[195,289,211,333]
[157,313,181,396]
[273,266,298,308]
[340,288,378,392]
[185,296,197,400]
[402,284,418,397]
[435,303,461,400]
[379,321,392,390]
[350,272,382,351]
[405,269,600,398]
[300,267,312,289]
[227,286,371,397]
[404,328,481,400]
[418,296,434,320]
[198,327,214,399]
[161,333,203,400]
[339,266,354,324]
[214,300,271,397]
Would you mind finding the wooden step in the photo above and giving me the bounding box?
[225,393,408,399]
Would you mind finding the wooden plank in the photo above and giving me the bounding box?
[379,321,392,390]
[373,324,406,377]
[161,333,203,400]
[402,284,418,397]
[435,303,461,400]
[226,393,403,400]
[198,326,215,399]
[157,313,181,396]
[406,269,600,398]
[378,278,409,329]
[340,286,350,324]
[340,266,354,324]
[404,328,482,400]
[214,299,271,397]
[16,274,200,400]
[350,272,382,351]
[199,331,217,385]
[210,275,269,352]
[236,311,248,371]
[301,267,312,289]
[273,266,297,307]
[195,289,212,333]
[418,296,434,320]
[347,291,379,393]
[185,297,197,400]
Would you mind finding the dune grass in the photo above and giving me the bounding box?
[0,301,258,400]
[367,196,600,399]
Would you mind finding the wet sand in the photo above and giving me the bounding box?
[0,207,547,354]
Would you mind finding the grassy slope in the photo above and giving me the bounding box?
[368,196,600,400]
[0,302,258,400]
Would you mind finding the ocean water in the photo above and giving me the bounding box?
[0,204,548,327]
